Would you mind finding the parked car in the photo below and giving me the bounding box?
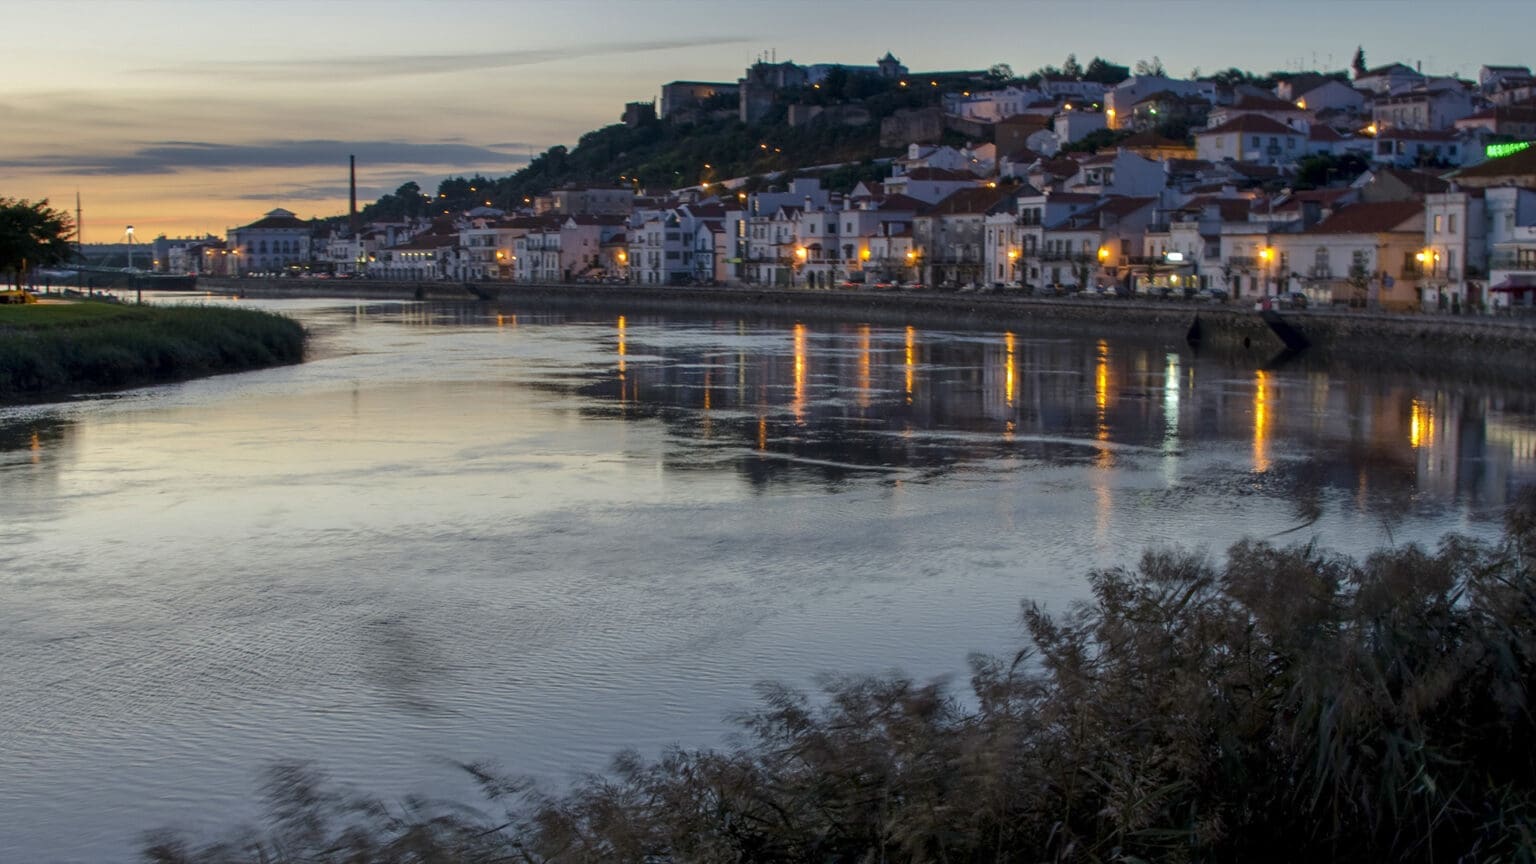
[1199,288,1229,302]
[1282,291,1309,309]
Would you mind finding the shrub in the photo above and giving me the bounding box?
[144,497,1536,863]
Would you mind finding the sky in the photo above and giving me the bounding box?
[3,0,1531,242]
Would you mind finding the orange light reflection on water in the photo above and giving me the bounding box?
[904,326,916,404]
[793,323,807,424]
[1094,340,1112,467]
[1410,399,1435,449]
[1253,370,1270,472]
[857,325,872,409]
[1005,331,1016,408]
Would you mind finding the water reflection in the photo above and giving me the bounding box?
[7,300,1536,862]
[556,311,1536,512]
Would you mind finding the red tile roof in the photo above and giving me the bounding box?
[1229,93,1306,112]
[1198,115,1304,136]
[902,167,977,181]
[1304,201,1423,234]
[925,187,1013,215]
[1451,145,1536,179]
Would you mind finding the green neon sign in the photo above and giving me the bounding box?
[1487,141,1533,159]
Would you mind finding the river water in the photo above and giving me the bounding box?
[3,296,1534,861]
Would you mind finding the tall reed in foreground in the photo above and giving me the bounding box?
[144,494,1536,863]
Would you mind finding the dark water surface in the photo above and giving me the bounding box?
[3,297,1534,861]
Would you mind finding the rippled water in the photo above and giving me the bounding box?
[3,296,1535,862]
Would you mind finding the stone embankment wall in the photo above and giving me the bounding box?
[202,279,1536,375]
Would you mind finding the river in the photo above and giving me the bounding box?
[3,295,1533,862]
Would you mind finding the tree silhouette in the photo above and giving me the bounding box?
[0,198,74,289]
[1352,46,1367,77]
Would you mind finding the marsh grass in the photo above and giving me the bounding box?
[144,494,1536,863]
[0,304,304,400]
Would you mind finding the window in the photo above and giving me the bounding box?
[1448,214,1458,234]
[1251,136,1261,147]
[1433,215,1442,234]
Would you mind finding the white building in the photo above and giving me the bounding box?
[1486,186,1536,309]
[1195,115,1307,165]
[1420,189,1487,308]
[226,208,312,275]
[1104,76,1219,129]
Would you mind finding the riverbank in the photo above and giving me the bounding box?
[204,277,1536,375]
[0,301,305,403]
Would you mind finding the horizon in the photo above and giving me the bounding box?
[5,0,1531,242]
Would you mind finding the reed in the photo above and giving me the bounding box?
[0,304,304,400]
[142,495,1536,863]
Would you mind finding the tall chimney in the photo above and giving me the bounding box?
[349,154,358,236]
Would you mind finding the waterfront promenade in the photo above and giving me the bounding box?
[203,277,1536,375]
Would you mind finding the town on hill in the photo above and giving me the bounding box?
[149,50,1536,312]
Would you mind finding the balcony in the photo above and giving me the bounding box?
[1227,256,1259,268]
[1038,250,1093,262]
[1489,253,1536,272]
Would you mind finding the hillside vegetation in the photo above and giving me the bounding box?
[357,71,961,223]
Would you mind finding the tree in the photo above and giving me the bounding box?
[1061,54,1083,79]
[1083,57,1130,85]
[1133,56,1166,77]
[0,198,74,289]
[1352,45,1367,77]
[985,63,1014,83]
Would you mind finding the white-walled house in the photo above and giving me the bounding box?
[1206,93,1310,132]
[1068,150,1166,197]
[1286,79,1366,115]
[1352,63,1424,96]
[944,86,1042,122]
[1372,86,1475,131]
[372,223,457,281]
[1420,189,1487,308]
[1266,201,1426,308]
[885,167,983,204]
[1486,186,1536,308]
[1055,109,1107,145]
[1371,129,1469,167]
[1195,115,1307,165]
[1104,76,1219,129]
[226,208,313,275]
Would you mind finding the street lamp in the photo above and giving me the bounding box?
[1259,247,1273,296]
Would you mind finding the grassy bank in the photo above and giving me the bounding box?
[0,302,304,401]
[143,494,1536,863]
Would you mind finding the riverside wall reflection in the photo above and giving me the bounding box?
[542,311,1536,512]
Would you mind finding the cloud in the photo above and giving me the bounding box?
[140,37,749,82]
[0,139,533,176]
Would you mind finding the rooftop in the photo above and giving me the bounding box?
[1304,200,1424,234]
